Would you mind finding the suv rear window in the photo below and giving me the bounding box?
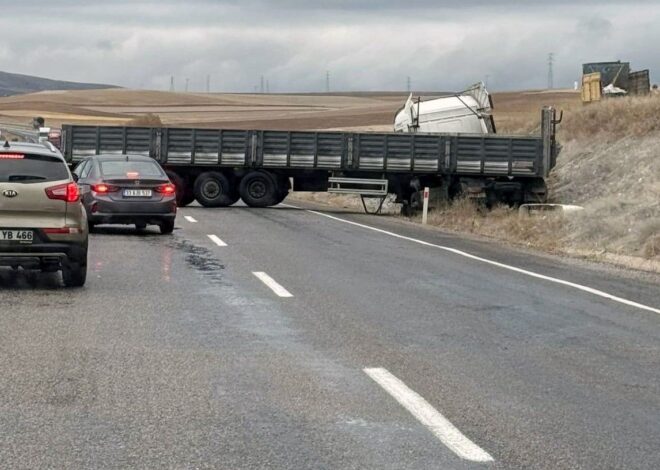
[0,152,69,183]
[100,160,164,178]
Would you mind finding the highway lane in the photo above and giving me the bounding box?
[0,203,658,469]
[178,202,660,469]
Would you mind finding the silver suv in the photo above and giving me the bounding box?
[0,141,88,287]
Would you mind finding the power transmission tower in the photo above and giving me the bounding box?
[485,74,490,88]
[406,76,411,93]
[326,71,330,93]
[206,75,210,93]
[185,78,190,92]
[547,53,554,89]
[266,80,270,94]
[169,76,175,92]
[260,76,264,94]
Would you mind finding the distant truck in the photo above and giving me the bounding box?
[58,106,560,214]
[394,83,495,134]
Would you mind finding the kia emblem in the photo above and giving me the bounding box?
[2,189,18,198]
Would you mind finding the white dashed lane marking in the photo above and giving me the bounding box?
[184,216,197,223]
[252,272,293,298]
[364,367,494,463]
[207,234,227,247]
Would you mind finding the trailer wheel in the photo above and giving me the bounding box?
[523,178,548,204]
[239,171,278,207]
[193,171,237,207]
[180,191,196,207]
[165,170,194,207]
[274,175,290,205]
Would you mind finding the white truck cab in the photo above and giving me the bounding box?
[394,82,495,134]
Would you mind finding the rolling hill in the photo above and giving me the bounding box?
[0,70,117,96]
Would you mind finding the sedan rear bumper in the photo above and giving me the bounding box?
[87,198,176,225]
[89,212,176,225]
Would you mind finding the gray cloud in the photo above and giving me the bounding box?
[0,1,657,92]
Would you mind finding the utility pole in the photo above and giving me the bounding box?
[406,76,411,93]
[547,53,554,89]
[260,75,264,94]
[169,76,175,92]
[326,71,330,93]
[206,75,210,93]
[185,78,190,92]
[485,74,490,88]
[266,80,270,94]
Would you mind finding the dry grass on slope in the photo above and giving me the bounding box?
[549,96,660,262]
[427,95,660,267]
[560,96,660,142]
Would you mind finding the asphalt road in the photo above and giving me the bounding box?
[0,202,658,469]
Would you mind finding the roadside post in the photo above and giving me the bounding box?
[422,187,430,224]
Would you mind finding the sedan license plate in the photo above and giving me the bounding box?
[0,230,33,243]
[124,189,152,198]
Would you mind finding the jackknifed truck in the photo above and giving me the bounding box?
[58,106,560,214]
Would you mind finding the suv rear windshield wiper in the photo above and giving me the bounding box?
[7,174,48,182]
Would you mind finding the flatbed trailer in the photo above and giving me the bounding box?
[60,107,560,212]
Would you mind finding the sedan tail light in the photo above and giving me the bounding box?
[91,183,120,194]
[155,183,176,195]
[45,182,80,203]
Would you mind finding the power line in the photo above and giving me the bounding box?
[547,53,554,89]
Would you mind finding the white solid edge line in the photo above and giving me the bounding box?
[184,216,198,223]
[207,234,227,247]
[252,271,293,298]
[302,209,660,316]
[364,367,494,463]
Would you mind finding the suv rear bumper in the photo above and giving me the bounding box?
[0,242,86,269]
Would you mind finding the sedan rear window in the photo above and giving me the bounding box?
[0,152,69,183]
[100,160,164,178]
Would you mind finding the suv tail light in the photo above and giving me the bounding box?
[43,227,82,234]
[91,183,119,194]
[155,183,176,195]
[45,182,80,203]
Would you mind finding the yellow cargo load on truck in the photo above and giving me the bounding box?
[582,72,602,103]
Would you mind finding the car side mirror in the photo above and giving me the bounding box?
[72,173,79,182]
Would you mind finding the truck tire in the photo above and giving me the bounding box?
[165,170,194,207]
[180,191,196,207]
[193,171,237,207]
[239,171,278,207]
[274,175,290,205]
[523,178,548,204]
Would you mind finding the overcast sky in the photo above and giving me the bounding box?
[0,0,657,92]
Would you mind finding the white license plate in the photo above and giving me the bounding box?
[0,230,33,243]
[124,189,152,197]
